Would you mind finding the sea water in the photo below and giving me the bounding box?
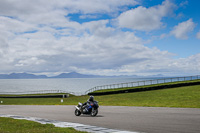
[0,78,155,94]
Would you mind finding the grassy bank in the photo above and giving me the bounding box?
[90,79,200,93]
[0,84,200,108]
[0,117,86,133]
[95,85,200,108]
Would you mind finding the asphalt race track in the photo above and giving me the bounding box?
[0,105,200,133]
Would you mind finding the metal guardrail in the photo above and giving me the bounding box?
[85,75,200,94]
[0,90,87,96]
[0,90,72,95]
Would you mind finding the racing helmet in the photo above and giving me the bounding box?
[89,96,94,102]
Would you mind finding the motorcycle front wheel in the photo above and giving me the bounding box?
[75,109,81,116]
[91,108,98,117]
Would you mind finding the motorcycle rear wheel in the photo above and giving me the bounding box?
[75,109,81,116]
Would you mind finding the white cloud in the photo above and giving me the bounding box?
[63,0,139,14]
[0,16,36,33]
[0,0,138,17]
[15,57,46,67]
[170,19,196,39]
[170,54,200,74]
[196,31,200,39]
[79,14,99,19]
[179,0,188,7]
[0,0,199,76]
[0,16,174,75]
[117,0,176,31]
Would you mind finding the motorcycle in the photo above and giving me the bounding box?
[75,101,99,117]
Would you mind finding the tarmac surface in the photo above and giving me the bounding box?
[0,105,200,133]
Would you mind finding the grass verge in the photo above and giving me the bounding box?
[91,79,200,93]
[94,85,200,108]
[0,117,86,133]
[0,82,200,108]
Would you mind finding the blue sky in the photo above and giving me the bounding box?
[142,0,200,58]
[68,0,200,58]
[0,0,199,76]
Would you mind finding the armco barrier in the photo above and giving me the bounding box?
[85,75,200,95]
[0,94,69,98]
[88,80,200,96]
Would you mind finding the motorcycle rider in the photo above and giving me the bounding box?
[82,96,95,113]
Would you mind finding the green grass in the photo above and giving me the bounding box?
[92,79,200,93]
[0,95,88,105]
[94,85,200,108]
[0,84,200,108]
[0,117,86,133]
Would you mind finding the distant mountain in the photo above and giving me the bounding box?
[0,72,166,79]
[0,72,102,79]
[0,74,9,79]
[0,73,47,79]
[50,72,102,78]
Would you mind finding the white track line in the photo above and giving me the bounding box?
[0,114,141,133]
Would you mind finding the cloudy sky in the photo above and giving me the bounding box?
[0,0,199,76]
